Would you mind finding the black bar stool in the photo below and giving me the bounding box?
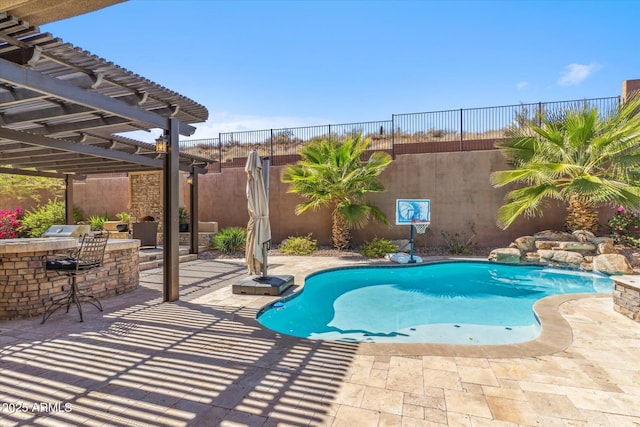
[42,231,109,323]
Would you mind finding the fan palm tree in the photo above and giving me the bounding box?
[281,134,392,249]
[491,93,640,233]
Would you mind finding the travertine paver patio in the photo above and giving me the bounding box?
[0,256,639,426]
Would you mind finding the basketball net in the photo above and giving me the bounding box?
[412,220,430,234]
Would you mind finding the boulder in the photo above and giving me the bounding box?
[591,236,614,246]
[534,230,574,241]
[556,241,597,253]
[592,254,634,275]
[597,241,617,255]
[535,240,560,250]
[572,230,596,242]
[513,236,536,252]
[522,252,541,264]
[538,249,584,267]
[488,248,522,264]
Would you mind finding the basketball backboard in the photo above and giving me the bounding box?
[395,199,430,225]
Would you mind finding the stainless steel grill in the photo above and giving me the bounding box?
[42,225,91,238]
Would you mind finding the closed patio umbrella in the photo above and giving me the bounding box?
[245,150,271,276]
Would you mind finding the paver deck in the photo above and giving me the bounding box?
[1,256,639,426]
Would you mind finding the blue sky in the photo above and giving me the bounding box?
[42,0,640,141]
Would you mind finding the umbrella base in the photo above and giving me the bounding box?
[232,274,294,296]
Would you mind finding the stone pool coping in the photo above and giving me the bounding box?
[260,256,615,359]
[354,293,611,358]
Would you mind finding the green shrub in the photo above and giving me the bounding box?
[441,223,476,255]
[213,227,247,254]
[88,214,110,231]
[608,207,640,247]
[360,237,397,258]
[19,200,82,237]
[279,234,317,255]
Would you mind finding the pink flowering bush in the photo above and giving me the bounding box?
[0,208,23,239]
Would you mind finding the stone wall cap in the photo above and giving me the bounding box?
[0,237,77,254]
[105,239,140,251]
[613,275,640,291]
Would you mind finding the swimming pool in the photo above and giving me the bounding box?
[257,261,613,345]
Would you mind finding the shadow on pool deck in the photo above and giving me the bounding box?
[0,256,639,425]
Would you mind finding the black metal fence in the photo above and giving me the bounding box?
[180,96,620,171]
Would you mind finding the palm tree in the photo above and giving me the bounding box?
[281,134,392,249]
[491,93,640,233]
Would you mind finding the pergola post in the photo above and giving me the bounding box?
[163,118,180,302]
[64,174,74,224]
[189,168,199,254]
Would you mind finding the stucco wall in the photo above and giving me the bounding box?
[197,150,571,248]
[2,150,615,248]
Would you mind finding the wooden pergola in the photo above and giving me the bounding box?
[0,5,213,302]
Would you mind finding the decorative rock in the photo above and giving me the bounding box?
[580,261,593,271]
[592,254,634,275]
[523,252,541,264]
[557,241,597,253]
[572,230,596,242]
[514,236,536,252]
[535,240,560,250]
[538,249,584,267]
[591,236,614,246]
[534,230,574,241]
[630,253,640,267]
[597,241,617,255]
[488,248,522,264]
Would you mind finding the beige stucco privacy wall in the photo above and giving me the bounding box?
[196,150,577,248]
[0,150,613,248]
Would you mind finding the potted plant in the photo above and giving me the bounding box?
[115,212,131,232]
[178,207,189,232]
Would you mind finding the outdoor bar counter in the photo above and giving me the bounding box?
[0,237,140,320]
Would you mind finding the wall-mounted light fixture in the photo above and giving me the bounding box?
[186,172,194,185]
[155,135,168,154]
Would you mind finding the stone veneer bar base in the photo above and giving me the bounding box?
[613,275,640,322]
[0,238,140,320]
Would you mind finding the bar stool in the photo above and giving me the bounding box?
[42,231,109,323]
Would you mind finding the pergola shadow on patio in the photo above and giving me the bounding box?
[0,259,358,426]
[0,6,217,301]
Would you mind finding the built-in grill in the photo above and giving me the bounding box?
[42,225,91,238]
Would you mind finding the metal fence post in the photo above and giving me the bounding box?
[391,114,395,159]
[459,109,463,151]
[218,132,222,171]
[538,102,543,126]
[270,129,274,164]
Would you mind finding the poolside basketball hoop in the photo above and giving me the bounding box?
[394,199,431,264]
[412,220,430,234]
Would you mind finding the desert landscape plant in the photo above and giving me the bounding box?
[213,227,247,254]
[281,134,392,249]
[491,93,640,233]
[360,237,397,258]
[278,234,317,255]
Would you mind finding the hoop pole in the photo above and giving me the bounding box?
[409,224,416,263]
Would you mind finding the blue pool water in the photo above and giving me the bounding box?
[257,262,613,345]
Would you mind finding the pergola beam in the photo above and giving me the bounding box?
[0,57,197,136]
[0,166,84,179]
[0,127,162,167]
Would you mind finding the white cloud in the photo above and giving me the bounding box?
[516,81,529,90]
[557,63,601,86]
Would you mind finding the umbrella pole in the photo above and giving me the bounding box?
[261,156,270,278]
